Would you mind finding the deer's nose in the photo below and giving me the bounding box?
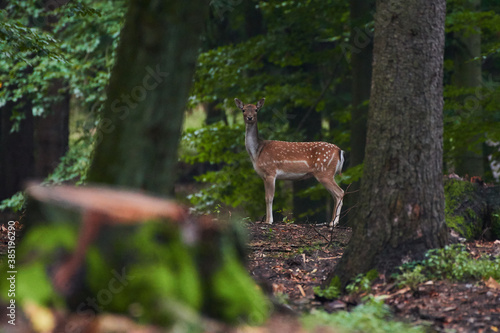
[247,116,253,121]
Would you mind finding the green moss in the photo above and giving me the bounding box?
[444,179,481,240]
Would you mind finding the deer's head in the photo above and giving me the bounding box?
[234,98,265,125]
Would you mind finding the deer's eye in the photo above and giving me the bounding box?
[242,109,245,113]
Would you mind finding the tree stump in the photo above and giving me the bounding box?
[0,184,269,331]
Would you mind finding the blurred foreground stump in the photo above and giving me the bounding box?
[0,183,269,331]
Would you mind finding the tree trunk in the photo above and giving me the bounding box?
[330,0,449,286]
[290,105,324,223]
[347,0,374,222]
[34,79,70,177]
[88,0,208,195]
[453,0,483,178]
[0,99,35,201]
[203,101,227,125]
[349,0,373,168]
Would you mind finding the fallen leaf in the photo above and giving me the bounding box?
[484,277,500,290]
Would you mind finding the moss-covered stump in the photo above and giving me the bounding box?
[0,184,270,331]
[444,175,500,240]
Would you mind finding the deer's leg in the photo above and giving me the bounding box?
[263,176,276,224]
[316,177,344,227]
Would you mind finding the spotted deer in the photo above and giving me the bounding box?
[234,98,345,227]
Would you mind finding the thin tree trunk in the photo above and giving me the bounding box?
[349,0,373,168]
[330,0,448,286]
[453,0,483,178]
[347,0,374,221]
[290,105,324,222]
[88,0,208,195]
[0,99,35,201]
[34,79,70,177]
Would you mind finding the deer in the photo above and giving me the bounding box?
[234,98,345,228]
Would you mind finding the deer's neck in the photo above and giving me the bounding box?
[245,122,261,162]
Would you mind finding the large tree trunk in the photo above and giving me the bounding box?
[330,0,448,286]
[88,0,208,195]
[453,0,483,178]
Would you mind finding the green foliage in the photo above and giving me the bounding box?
[0,191,26,212]
[191,1,350,111]
[395,244,500,286]
[443,0,500,178]
[345,269,379,295]
[212,246,270,324]
[0,0,124,213]
[0,223,77,307]
[314,271,378,301]
[313,276,341,299]
[313,285,340,299]
[395,265,427,291]
[46,135,93,185]
[1,1,125,127]
[303,296,425,333]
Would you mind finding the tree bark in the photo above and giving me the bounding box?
[88,0,208,195]
[330,0,449,286]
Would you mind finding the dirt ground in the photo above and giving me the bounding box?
[246,221,500,333]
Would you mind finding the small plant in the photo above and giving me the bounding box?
[346,269,379,294]
[393,244,500,287]
[313,285,341,299]
[395,265,426,291]
[303,296,426,333]
[314,276,341,300]
[266,227,274,241]
[241,217,253,223]
[213,203,222,215]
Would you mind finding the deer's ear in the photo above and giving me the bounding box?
[256,98,265,110]
[234,98,244,110]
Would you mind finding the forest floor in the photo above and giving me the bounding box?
[1,219,499,332]
[246,221,500,333]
